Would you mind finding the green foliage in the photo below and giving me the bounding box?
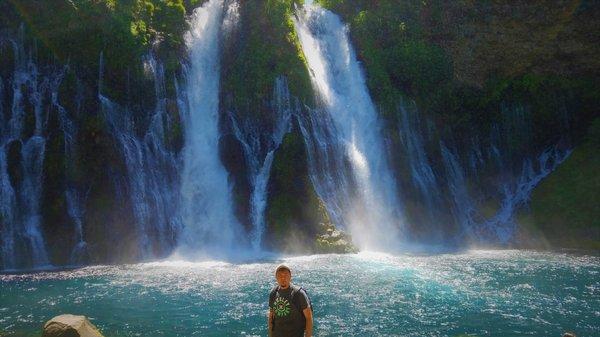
[266,129,328,252]
[316,0,599,144]
[481,74,600,148]
[316,0,453,117]
[222,0,312,114]
[315,219,358,253]
[6,0,187,101]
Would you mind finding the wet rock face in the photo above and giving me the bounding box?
[42,314,104,337]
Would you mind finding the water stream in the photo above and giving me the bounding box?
[177,0,245,256]
[230,77,292,251]
[294,5,405,251]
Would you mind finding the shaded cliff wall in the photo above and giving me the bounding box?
[0,0,187,269]
[316,0,599,247]
[218,0,330,252]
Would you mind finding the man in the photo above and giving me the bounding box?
[268,264,313,337]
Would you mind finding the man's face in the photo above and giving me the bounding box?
[276,269,291,288]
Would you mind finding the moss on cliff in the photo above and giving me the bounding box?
[221,0,312,114]
[41,104,72,265]
[3,0,188,102]
[522,119,600,249]
[316,1,599,129]
[315,0,598,159]
[265,126,330,252]
[315,0,454,117]
[319,0,600,88]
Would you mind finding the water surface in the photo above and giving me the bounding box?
[1,250,598,336]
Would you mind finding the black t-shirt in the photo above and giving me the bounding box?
[269,285,309,337]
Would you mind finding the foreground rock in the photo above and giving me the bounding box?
[42,314,104,337]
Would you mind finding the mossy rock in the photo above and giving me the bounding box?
[221,0,313,116]
[266,125,327,253]
[315,221,358,254]
[265,122,358,254]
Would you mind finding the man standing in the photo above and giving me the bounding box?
[268,264,313,337]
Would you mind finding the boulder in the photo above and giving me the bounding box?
[42,314,104,337]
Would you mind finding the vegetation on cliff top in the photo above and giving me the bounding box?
[2,0,188,102]
[316,0,599,139]
[222,0,313,113]
[314,0,599,164]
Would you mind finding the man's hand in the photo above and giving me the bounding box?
[268,309,274,337]
[303,307,313,337]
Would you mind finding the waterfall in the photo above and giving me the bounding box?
[294,5,404,251]
[483,148,571,242]
[100,53,180,260]
[441,141,571,243]
[178,0,244,255]
[0,32,50,270]
[65,188,87,264]
[440,142,479,238]
[397,101,441,225]
[50,72,88,265]
[230,77,292,251]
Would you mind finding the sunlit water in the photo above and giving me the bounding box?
[1,251,598,336]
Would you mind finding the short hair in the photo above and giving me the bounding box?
[275,264,291,275]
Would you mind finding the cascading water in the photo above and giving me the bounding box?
[100,53,180,260]
[443,142,572,243]
[440,142,480,238]
[441,114,572,244]
[65,188,86,264]
[294,4,404,251]
[296,106,351,231]
[0,1,583,270]
[177,0,244,255]
[50,72,88,265]
[479,146,571,242]
[0,33,51,270]
[397,101,441,226]
[399,103,438,200]
[229,77,292,251]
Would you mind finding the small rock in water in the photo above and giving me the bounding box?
[42,314,104,337]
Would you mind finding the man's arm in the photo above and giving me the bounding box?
[268,309,274,337]
[303,307,313,337]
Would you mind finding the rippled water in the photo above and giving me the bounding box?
[1,251,598,337]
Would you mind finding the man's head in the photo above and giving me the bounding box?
[275,264,292,289]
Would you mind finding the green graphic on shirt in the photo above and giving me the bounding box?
[273,297,291,317]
